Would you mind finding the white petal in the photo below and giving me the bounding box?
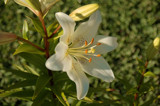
[45,42,72,71]
[94,35,118,54]
[67,59,89,100]
[71,10,102,47]
[78,56,115,82]
[55,12,76,44]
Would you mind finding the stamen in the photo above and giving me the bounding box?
[97,43,102,45]
[97,54,101,57]
[85,40,88,46]
[85,49,88,54]
[91,38,94,44]
[89,57,92,63]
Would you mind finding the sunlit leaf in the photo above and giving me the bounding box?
[23,20,29,40]
[144,71,156,77]
[14,43,44,55]
[0,89,22,98]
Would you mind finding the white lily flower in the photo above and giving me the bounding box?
[46,11,118,100]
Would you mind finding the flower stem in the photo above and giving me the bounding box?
[49,25,61,39]
[39,14,56,99]
[17,36,45,51]
[134,60,149,105]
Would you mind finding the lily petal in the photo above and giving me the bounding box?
[55,12,76,44]
[78,56,115,82]
[67,59,89,100]
[45,42,72,71]
[71,10,102,47]
[94,35,118,54]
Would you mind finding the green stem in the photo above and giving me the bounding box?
[49,25,61,39]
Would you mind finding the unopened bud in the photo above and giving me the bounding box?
[146,37,160,60]
[0,32,17,45]
[69,3,99,21]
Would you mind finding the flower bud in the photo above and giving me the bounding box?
[0,32,17,45]
[146,37,160,60]
[69,4,99,21]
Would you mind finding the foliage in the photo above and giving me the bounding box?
[0,0,160,106]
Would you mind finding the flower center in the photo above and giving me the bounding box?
[68,38,101,63]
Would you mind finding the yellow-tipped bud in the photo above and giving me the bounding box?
[146,37,160,60]
[153,37,160,50]
[69,3,99,21]
[0,32,17,45]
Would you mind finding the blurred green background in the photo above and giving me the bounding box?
[0,0,160,105]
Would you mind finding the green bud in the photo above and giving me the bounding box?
[0,32,17,45]
[146,37,160,60]
[69,3,99,21]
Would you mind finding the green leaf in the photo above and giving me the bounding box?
[32,75,51,100]
[32,89,50,106]
[0,89,22,98]
[14,43,44,55]
[53,89,70,106]
[4,68,38,79]
[23,20,29,40]
[5,79,37,91]
[144,71,156,77]
[27,16,45,36]
[23,64,40,76]
[19,53,47,71]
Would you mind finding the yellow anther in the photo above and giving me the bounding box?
[91,38,94,44]
[97,54,101,57]
[91,48,95,53]
[89,57,92,63]
[85,40,88,46]
[97,43,102,45]
[85,49,88,54]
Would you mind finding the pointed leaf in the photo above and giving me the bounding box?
[32,89,50,106]
[5,79,37,91]
[4,68,38,79]
[27,16,45,36]
[14,43,44,55]
[32,75,51,100]
[23,20,29,40]
[144,71,156,77]
[19,53,47,71]
[0,89,22,98]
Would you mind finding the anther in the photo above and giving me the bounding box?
[89,57,92,63]
[97,54,101,57]
[97,43,102,45]
[85,40,88,46]
[85,49,88,54]
[91,38,94,44]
